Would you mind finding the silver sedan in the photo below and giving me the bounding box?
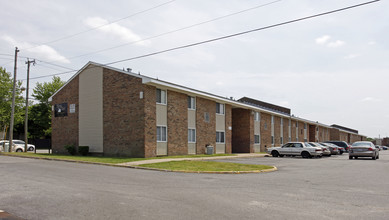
[349,141,379,160]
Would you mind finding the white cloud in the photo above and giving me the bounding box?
[1,35,70,63]
[83,17,149,46]
[327,40,345,48]
[315,35,331,45]
[344,53,360,59]
[360,97,382,102]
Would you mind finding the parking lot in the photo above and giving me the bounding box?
[0,151,388,220]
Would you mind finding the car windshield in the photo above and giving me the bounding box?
[352,142,370,147]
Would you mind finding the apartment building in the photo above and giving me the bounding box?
[50,62,366,157]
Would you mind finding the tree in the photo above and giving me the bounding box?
[28,76,65,138]
[0,67,25,139]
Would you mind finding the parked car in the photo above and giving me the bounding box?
[308,142,331,156]
[375,145,383,151]
[12,140,35,151]
[349,141,379,160]
[320,142,340,155]
[267,142,323,158]
[325,141,350,153]
[0,140,25,152]
[383,146,388,150]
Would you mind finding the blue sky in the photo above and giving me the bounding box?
[0,0,387,138]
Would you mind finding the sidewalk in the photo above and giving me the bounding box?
[119,153,269,166]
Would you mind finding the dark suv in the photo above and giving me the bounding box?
[324,141,350,153]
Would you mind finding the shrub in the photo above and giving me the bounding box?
[78,146,89,156]
[64,144,76,155]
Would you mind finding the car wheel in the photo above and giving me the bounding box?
[16,149,23,152]
[301,151,310,158]
[349,156,353,160]
[28,147,34,151]
[271,151,279,157]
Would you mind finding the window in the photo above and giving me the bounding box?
[264,122,267,130]
[188,96,195,109]
[254,112,260,121]
[271,136,274,145]
[280,137,283,145]
[157,126,167,142]
[271,116,274,124]
[304,123,307,129]
[316,127,319,131]
[254,135,260,144]
[204,112,210,122]
[216,131,225,143]
[216,103,224,114]
[188,128,196,143]
[296,122,298,128]
[281,118,283,126]
[156,89,167,104]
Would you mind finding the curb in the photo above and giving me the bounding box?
[0,153,276,174]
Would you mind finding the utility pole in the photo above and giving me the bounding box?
[24,59,35,152]
[9,47,19,152]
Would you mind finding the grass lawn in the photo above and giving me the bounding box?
[0,152,237,164]
[138,160,274,172]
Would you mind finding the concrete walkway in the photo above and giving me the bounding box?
[119,153,269,166]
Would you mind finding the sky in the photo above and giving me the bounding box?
[0,0,388,138]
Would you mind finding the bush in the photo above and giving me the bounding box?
[64,144,76,155]
[78,146,89,156]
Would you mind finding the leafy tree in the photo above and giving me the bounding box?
[28,76,65,138]
[0,67,25,138]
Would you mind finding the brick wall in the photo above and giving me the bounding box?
[274,116,281,147]
[196,97,216,154]
[260,112,271,152]
[225,104,232,154]
[232,108,251,153]
[52,76,79,154]
[329,128,339,141]
[144,85,157,157]
[298,121,304,142]
[283,117,288,145]
[167,90,188,155]
[102,69,145,157]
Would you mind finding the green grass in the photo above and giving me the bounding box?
[0,152,237,164]
[139,160,274,172]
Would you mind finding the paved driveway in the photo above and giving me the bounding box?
[0,151,388,220]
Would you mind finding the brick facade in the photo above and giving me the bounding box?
[225,104,232,154]
[274,116,281,147]
[51,75,79,154]
[167,90,188,156]
[232,108,251,153]
[102,69,146,157]
[196,97,216,154]
[260,112,271,152]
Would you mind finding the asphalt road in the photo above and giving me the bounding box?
[1,151,388,220]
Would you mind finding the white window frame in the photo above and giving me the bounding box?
[254,112,260,121]
[188,128,196,143]
[156,89,167,105]
[216,131,225,143]
[157,126,167,142]
[216,103,225,115]
[254,134,260,144]
[188,96,196,110]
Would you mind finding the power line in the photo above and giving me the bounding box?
[24,0,380,81]
[22,0,177,50]
[45,0,283,62]
[104,0,380,66]
[3,0,281,70]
